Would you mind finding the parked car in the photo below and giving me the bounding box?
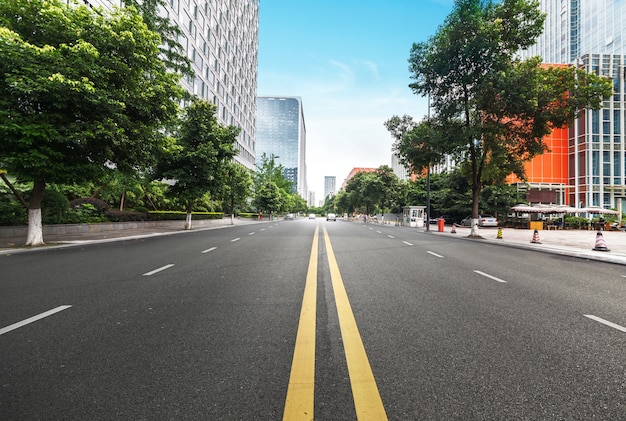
[285,213,294,220]
[460,214,498,227]
[326,213,337,221]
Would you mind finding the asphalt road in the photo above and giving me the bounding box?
[1,219,625,420]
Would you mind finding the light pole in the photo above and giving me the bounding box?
[269,154,279,220]
[426,94,431,232]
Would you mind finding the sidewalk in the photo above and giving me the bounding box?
[426,225,626,266]
[0,218,264,255]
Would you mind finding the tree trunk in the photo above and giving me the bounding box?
[469,183,482,237]
[184,203,193,230]
[26,178,46,246]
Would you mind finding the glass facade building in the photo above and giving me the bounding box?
[255,97,307,197]
[518,0,626,210]
[324,176,336,201]
[82,0,259,170]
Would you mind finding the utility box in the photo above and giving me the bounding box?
[438,218,445,232]
[403,206,425,228]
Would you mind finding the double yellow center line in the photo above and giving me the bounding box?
[283,225,387,420]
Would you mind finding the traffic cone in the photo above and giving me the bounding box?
[592,231,610,252]
[496,227,503,239]
[530,229,541,244]
[451,223,457,234]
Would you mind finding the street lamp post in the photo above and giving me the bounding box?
[269,154,279,220]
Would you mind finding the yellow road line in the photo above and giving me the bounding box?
[283,225,318,420]
[323,227,388,420]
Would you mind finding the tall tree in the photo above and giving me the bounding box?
[408,0,612,236]
[156,98,239,229]
[0,0,184,244]
[121,0,192,77]
[222,162,253,225]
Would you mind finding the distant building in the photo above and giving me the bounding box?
[324,176,336,200]
[81,0,259,170]
[342,168,377,190]
[255,96,307,197]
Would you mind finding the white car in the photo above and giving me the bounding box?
[326,213,336,221]
[460,214,498,227]
[309,213,316,219]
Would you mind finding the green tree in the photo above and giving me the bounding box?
[253,153,292,218]
[0,0,184,244]
[408,0,612,236]
[156,98,239,229]
[222,162,253,224]
[121,0,192,77]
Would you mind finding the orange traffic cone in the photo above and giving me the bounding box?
[530,229,541,244]
[593,231,610,252]
[451,223,457,234]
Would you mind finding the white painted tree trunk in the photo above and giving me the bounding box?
[470,218,481,237]
[26,208,45,246]
[184,212,193,230]
[230,213,234,225]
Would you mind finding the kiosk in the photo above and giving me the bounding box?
[403,206,425,228]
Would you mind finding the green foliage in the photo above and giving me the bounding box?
[406,0,613,222]
[252,153,305,214]
[40,187,70,224]
[156,98,239,213]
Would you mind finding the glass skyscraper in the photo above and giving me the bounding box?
[255,97,307,198]
[518,0,626,210]
[82,0,259,170]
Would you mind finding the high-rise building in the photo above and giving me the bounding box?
[82,0,259,170]
[255,97,307,197]
[519,0,625,64]
[324,176,336,200]
[516,0,626,211]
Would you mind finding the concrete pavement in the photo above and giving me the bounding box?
[426,224,626,266]
[3,218,626,266]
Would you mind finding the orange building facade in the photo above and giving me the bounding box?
[506,125,570,205]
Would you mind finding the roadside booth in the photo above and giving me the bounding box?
[403,206,425,228]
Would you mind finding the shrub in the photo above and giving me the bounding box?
[69,197,110,214]
[105,210,149,222]
[0,200,27,225]
[42,188,70,224]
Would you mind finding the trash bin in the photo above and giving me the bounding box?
[437,218,445,232]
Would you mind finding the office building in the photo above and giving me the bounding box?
[324,176,336,201]
[255,97,307,197]
[516,0,626,210]
[82,0,259,170]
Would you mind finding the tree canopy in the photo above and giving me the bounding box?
[0,0,184,244]
[156,98,239,228]
[406,0,613,236]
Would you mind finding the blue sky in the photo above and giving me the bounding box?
[257,0,455,201]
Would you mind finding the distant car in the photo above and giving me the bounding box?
[309,213,316,219]
[285,213,294,220]
[326,213,336,221]
[460,214,498,227]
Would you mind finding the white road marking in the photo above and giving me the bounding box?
[473,270,507,283]
[201,247,217,254]
[143,264,175,276]
[0,305,72,336]
[248,232,255,236]
[584,314,626,333]
[260,228,266,231]
[388,235,395,239]
[231,238,241,242]
[427,251,444,258]
[376,230,382,234]
[403,241,414,246]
